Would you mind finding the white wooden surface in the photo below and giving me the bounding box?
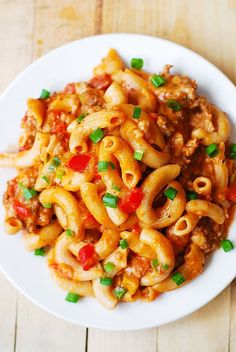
[0,1,235,351]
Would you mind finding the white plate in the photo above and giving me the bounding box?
[0,33,235,331]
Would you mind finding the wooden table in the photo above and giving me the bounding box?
[0,1,235,351]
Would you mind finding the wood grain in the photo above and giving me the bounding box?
[158,287,231,352]
[0,0,235,351]
[15,295,86,352]
[88,328,157,352]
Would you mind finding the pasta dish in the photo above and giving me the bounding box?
[1,49,235,309]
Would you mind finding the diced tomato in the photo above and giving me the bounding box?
[89,74,112,90]
[119,188,144,214]
[68,154,91,172]
[13,200,30,220]
[93,172,101,181]
[131,224,141,235]
[149,112,158,120]
[51,112,69,148]
[78,243,98,271]
[64,83,76,94]
[84,212,100,228]
[227,183,236,203]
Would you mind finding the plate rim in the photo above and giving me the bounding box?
[0,32,235,331]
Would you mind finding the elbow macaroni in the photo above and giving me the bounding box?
[1,49,235,309]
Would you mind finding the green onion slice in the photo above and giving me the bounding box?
[164,187,178,200]
[40,89,50,99]
[119,239,129,249]
[89,128,104,144]
[49,156,61,171]
[103,262,115,273]
[112,184,121,192]
[34,248,45,256]
[65,228,74,237]
[42,203,52,208]
[186,190,198,201]
[42,175,49,184]
[205,143,219,158]
[229,144,236,159]
[162,264,169,270]
[133,106,141,119]
[98,161,116,172]
[65,292,80,303]
[76,113,88,123]
[56,168,65,179]
[151,74,166,87]
[18,183,37,201]
[102,193,119,208]
[131,58,144,70]
[166,99,182,111]
[134,150,144,161]
[152,259,159,268]
[113,287,127,300]
[221,239,234,252]
[100,277,113,286]
[171,272,185,286]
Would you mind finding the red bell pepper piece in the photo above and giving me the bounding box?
[68,154,91,172]
[64,83,76,94]
[227,183,236,203]
[118,188,144,214]
[13,200,30,220]
[78,243,98,271]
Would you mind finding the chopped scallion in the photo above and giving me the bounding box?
[65,228,74,237]
[171,272,185,286]
[186,190,198,201]
[162,264,169,270]
[229,144,236,159]
[18,183,37,201]
[76,113,87,123]
[34,248,45,256]
[112,184,121,192]
[102,193,119,208]
[42,175,49,184]
[49,156,61,171]
[113,287,127,300]
[133,106,141,119]
[40,89,50,99]
[152,259,159,268]
[98,161,116,172]
[65,292,80,303]
[100,277,113,286]
[164,187,178,200]
[134,150,144,161]
[166,99,182,111]
[103,262,115,273]
[205,143,219,158]
[42,203,52,208]
[119,239,128,249]
[56,168,65,179]
[151,74,166,87]
[89,128,104,144]
[131,58,144,70]
[221,239,234,252]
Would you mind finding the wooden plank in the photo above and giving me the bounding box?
[14,1,98,350]
[0,1,35,351]
[0,0,35,93]
[15,294,86,352]
[88,328,157,352]
[230,279,236,352]
[158,287,231,352]
[0,273,17,352]
[33,0,98,59]
[102,0,236,83]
